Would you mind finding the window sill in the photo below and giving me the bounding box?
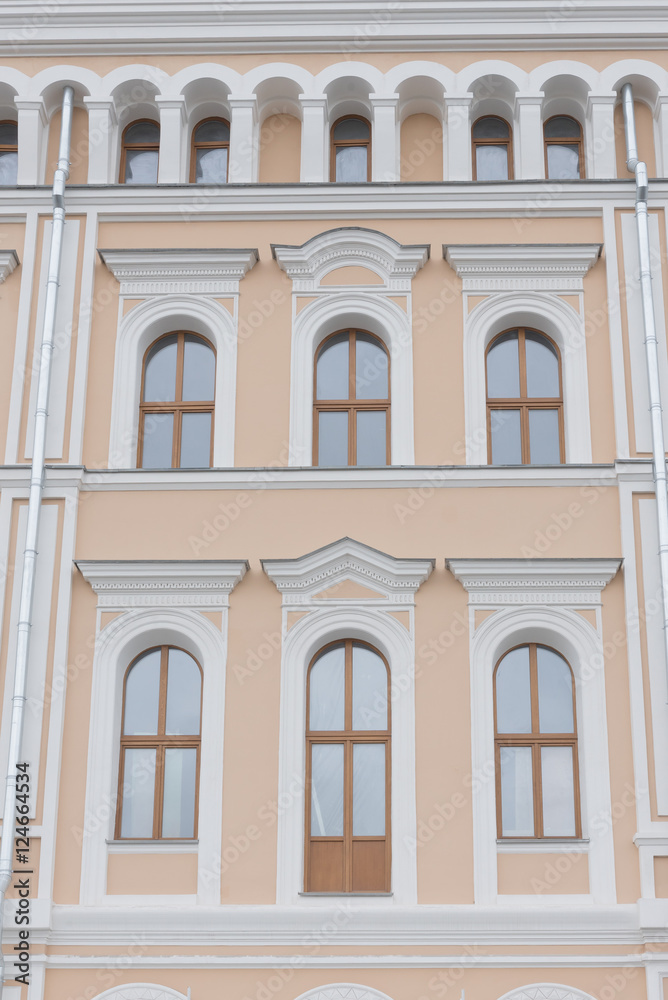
[298,891,393,897]
[106,839,198,854]
[496,838,589,853]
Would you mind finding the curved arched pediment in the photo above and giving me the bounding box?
[294,987,395,1000]
[497,985,599,1000]
[94,986,189,1000]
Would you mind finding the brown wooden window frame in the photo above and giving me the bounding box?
[472,114,514,181]
[543,114,585,180]
[305,639,392,893]
[313,329,391,467]
[115,644,203,841]
[0,120,18,176]
[330,114,372,182]
[138,330,216,470]
[485,326,565,465]
[189,116,230,184]
[119,118,160,184]
[494,642,581,841]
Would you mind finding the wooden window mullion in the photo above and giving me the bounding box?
[344,737,353,892]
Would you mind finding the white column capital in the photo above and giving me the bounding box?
[586,91,618,114]
[514,92,545,108]
[14,97,47,123]
[444,94,473,109]
[370,94,400,109]
[299,95,327,109]
[155,95,187,120]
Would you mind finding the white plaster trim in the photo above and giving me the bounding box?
[94,987,188,1000]
[447,558,621,609]
[0,250,19,283]
[444,243,601,293]
[294,987,395,1000]
[496,986,598,1000]
[99,247,258,297]
[76,559,248,609]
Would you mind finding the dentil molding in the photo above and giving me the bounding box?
[98,247,258,296]
[443,243,602,292]
[76,559,249,610]
[447,557,621,607]
[0,250,19,283]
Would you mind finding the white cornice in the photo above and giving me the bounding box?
[263,537,434,603]
[443,243,602,292]
[0,250,19,283]
[447,557,621,607]
[272,227,429,293]
[76,559,249,609]
[98,247,258,296]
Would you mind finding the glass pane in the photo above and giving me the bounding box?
[547,143,580,180]
[182,336,215,401]
[311,743,344,836]
[141,412,174,468]
[180,412,212,468]
[356,334,388,400]
[162,747,198,838]
[124,121,160,144]
[356,410,387,466]
[352,644,387,730]
[318,411,349,466]
[525,333,560,397]
[317,334,349,399]
[124,648,161,735]
[500,746,534,837]
[476,144,509,181]
[529,409,561,464]
[537,647,574,733]
[487,333,520,398]
[0,122,17,145]
[336,145,368,182]
[196,145,228,183]
[541,745,576,837]
[490,409,522,464]
[0,151,17,185]
[544,116,581,140]
[144,335,177,402]
[124,148,159,184]
[120,748,156,838]
[333,118,370,141]
[166,648,202,735]
[473,116,510,140]
[195,119,230,143]
[496,646,532,734]
[309,645,345,730]
[353,743,386,836]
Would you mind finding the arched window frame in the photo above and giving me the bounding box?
[493,642,581,840]
[305,638,391,893]
[313,329,391,467]
[116,644,203,841]
[119,119,160,184]
[190,116,230,184]
[543,114,584,179]
[472,114,514,181]
[485,327,565,465]
[0,120,18,185]
[138,330,216,470]
[330,114,372,182]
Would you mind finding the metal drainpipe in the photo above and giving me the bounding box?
[0,85,73,996]
[621,82,668,693]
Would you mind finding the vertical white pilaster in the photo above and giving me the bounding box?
[15,97,47,185]
[299,97,328,182]
[445,96,472,181]
[515,94,545,179]
[655,95,668,177]
[371,95,400,182]
[228,97,258,183]
[156,96,187,184]
[83,98,116,184]
[587,93,618,179]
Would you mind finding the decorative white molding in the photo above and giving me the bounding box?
[99,247,258,296]
[0,250,19,283]
[443,243,602,293]
[94,987,188,1000]
[76,559,249,609]
[496,987,597,1000]
[294,987,395,1000]
[447,558,621,609]
[272,228,429,293]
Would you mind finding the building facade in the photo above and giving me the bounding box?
[1,2,668,1000]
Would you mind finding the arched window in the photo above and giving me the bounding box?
[544,115,584,179]
[139,332,215,469]
[494,643,580,839]
[331,116,371,182]
[0,122,18,185]
[314,330,390,467]
[120,120,160,184]
[486,328,564,465]
[472,116,512,181]
[116,646,202,840]
[191,117,230,183]
[305,639,391,892]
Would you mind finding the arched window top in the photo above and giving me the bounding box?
[544,115,582,140]
[124,119,160,145]
[472,115,512,181]
[486,329,561,400]
[0,120,18,186]
[544,115,583,179]
[495,643,575,736]
[472,115,511,140]
[331,115,371,182]
[191,117,230,184]
[120,119,160,184]
[194,117,230,144]
[308,639,390,733]
[333,116,370,142]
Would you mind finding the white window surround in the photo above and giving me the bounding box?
[75,559,248,907]
[497,987,598,1000]
[294,987,395,1000]
[447,557,621,907]
[262,537,434,905]
[272,228,429,467]
[443,243,601,466]
[94,988,188,1000]
[0,250,19,283]
[100,247,258,469]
